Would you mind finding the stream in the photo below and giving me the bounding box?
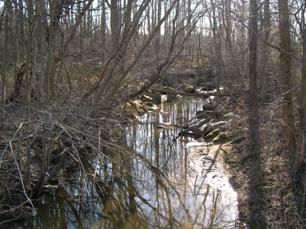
[5,97,239,229]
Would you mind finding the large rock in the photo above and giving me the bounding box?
[210,121,228,129]
[140,95,153,103]
[205,128,220,140]
[201,121,228,136]
[212,133,227,143]
[178,129,202,139]
[151,95,161,104]
[195,110,207,119]
[200,83,216,92]
[231,135,245,145]
[183,85,195,94]
[223,112,240,120]
[202,104,215,111]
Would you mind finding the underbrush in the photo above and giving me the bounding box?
[0,104,128,224]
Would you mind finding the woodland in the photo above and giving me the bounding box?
[0,0,306,228]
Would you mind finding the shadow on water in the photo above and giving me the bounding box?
[5,98,239,229]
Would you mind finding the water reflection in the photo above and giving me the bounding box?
[125,98,238,228]
[5,98,238,229]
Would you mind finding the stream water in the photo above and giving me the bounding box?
[5,97,239,229]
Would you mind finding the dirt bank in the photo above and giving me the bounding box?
[219,95,303,228]
[178,88,304,228]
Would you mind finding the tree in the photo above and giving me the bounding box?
[258,0,271,91]
[210,0,222,94]
[278,0,296,167]
[101,0,106,62]
[1,0,9,129]
[300,0,306,164]
[111,0,120,52]
[247,0,266,227]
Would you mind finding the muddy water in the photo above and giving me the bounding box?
[6,98,239,229]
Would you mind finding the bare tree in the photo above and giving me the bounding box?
[1,0,9,128]
[258,0,271,91]
[299,0,306,165]
[247,0,266,227]
[101,0,106,62]
[279,0,296,167]
[210,0,222,93]
[111,0,120,52]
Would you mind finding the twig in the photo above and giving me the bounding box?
[9,140,36,216]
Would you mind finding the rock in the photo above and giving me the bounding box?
[201,121,227,136]
[210,121,228,130]
[193,131,203,139]
[231,135,245,144]
[145,102,154,107]
[183,86,195,94]
[167,94,177,102]
[143,103,159,111]
[140,95,153,103]
[212,133,227,143]
[223,150,234,164]
[199,123,209,132]
[130,100,142,109]
[137,107,146,115]
[223,112,234,118]
[194,78,205,86]
[205,128,220,140]
[126,101,132,108]
[195,119,209,129]
[196,110,207,119]
[223,112,240,120]
[151,95,161,104]
[178,129,202,139]
[185,119,207,130]
[160,94,167,102]
[200,83,216,91]
[132,112,140,119]
[202,104,215,111]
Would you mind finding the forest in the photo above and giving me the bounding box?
[0,0,305,228]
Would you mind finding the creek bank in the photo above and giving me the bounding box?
[175,87,304,228]
[212,93,302,228]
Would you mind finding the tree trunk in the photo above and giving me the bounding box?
[247,0,266,227]
[259,0,271,92]
[224,0,232,52]
[101,0,106,62]
[210,0,222,94]
[121,0,133,72]
[1,0,9,129]
[154,0,162,62]
[25,0,34,183]
[300,2,306,165]
[36,0,48,99]
[278,0,296,168]
[111,0,120,52]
